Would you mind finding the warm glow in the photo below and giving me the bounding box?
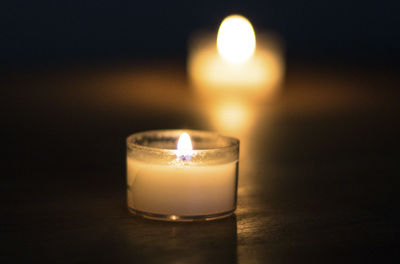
[176,132,193,160]
[210,101,254,137]
[217,15,256,63]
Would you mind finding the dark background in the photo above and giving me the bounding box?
[1,0,399,69]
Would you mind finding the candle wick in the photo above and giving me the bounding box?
[179,154,192,161]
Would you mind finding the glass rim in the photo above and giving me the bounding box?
[126,129,240,155]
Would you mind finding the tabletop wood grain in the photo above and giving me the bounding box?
[2,62,399,263]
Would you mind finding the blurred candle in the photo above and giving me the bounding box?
[188,15,284,101]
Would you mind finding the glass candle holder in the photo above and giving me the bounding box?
[126,129,239,221]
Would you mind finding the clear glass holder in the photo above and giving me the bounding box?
[126,129,239,222]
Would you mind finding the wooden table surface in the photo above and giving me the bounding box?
[2,62,399,263]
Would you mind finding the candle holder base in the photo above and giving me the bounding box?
[128,208,235,222]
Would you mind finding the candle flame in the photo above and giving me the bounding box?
[176,132,193,160]
[217,15,256,63]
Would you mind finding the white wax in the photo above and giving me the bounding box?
[127,158,238,216]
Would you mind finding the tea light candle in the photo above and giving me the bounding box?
[126,130,239,221]
[188,14,284,101]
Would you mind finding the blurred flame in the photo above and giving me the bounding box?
[176,132,193,160]
[217,15,256,63]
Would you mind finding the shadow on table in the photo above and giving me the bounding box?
[119,214,238,263]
